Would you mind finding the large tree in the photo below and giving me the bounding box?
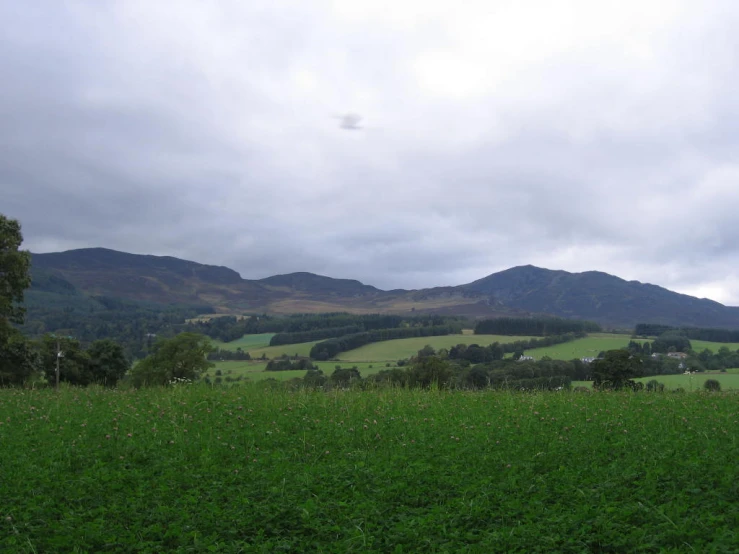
[0,215,34,385]
[0,327,40,386]
[128,332,213,387]
[88,339,130,387]
[591,349,643,390]
[0,214,31,326]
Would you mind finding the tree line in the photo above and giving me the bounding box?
[474,317,600,336]
[189,313,465,343]
[635,323,739,343]
[269,325,363,346]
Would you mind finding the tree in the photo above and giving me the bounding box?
[0,214,31,326]
[591,349,642,390]
[417,345,436,359]
[88,339,130,387]
[409,356,453,388]
[0,327,40,386]
[330,367,361,387]
[0,215,33,386]
[128,332,213,387]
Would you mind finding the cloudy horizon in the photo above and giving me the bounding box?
[3,1,739,304]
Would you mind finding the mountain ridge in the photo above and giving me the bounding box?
[28,248,739,328]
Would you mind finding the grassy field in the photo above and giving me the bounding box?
[1,386,736,552]
[689,339,739,352]
[337,334,534,362]
[573,372,739,391]
[213,332,739,363]
[515,333,641,360]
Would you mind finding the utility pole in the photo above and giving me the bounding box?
[54,337,64,390]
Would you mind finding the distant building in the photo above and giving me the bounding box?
[667,352,688,359]
[580,357,596,364]
[517,356,535,362]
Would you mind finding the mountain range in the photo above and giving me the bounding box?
[28,247,739,329]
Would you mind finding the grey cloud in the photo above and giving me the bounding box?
[3,1,739,303]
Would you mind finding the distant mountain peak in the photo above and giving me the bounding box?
[28,247,739,328]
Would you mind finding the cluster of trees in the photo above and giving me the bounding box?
[309,324,462,360]
[265,358,316,371]
[0,333,130,388]
[626,335,739,373]
[207,347,251,361]
[475,317,600,336]
[650,333,692,354]
[127,333,214,387]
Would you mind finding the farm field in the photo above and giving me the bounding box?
[211,333,275,351]
[336,334,534,362]
[689,339,739,352]
[1,386,736,552]
[510,333,639,360]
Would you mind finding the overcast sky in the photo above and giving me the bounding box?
[3,1,739,303]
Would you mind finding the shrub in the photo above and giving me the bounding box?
[704,379,722,392]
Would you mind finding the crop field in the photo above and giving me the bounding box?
[336,334,534,362]
[1,386,736,552]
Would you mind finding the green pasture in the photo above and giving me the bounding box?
[689,339,739,352]
[337,334,534,362]
[573,372,739,391]
[2,386,736,552]
[514,333,637,360]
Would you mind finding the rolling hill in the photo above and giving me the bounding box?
[28,248,739,328]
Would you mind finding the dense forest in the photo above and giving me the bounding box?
[17,289,211,359]
[474,317,601,336]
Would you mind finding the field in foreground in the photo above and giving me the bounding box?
[1,386,737,552]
